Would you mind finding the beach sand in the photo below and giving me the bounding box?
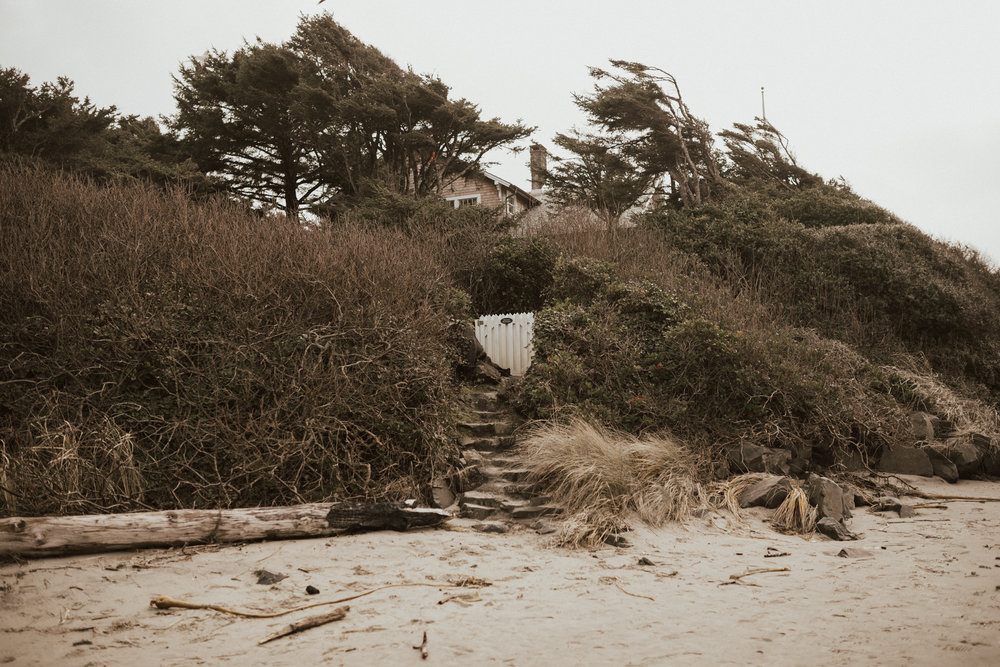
[2,475,999,666]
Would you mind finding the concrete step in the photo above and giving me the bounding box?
[461,449,486,465]
[460,436,516,453]
[460,503,501,520]
[500,497,529,512]
[461,435,495,449]
[477,466,533,484]
[460,490,507,509]
[499,468,532,483]
[473,479,537,499]
[511,505,563,520]
[458,421,514,437]
[483,455,524,468]
[461,436,502,453]
[472,392,499,411]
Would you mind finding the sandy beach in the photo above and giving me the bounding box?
[2,475,999,666]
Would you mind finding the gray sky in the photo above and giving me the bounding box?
[2,1,998,263]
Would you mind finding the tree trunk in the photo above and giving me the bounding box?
[0,502,451,559]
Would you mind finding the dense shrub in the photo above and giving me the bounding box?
[771,181,899,228]
[647,193,1000,401]
[508,256,911,464]
[469,236,558,314]
[0,165,463,516]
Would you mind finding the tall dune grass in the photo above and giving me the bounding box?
[518,418,706,546]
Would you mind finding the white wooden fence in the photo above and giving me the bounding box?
[474,312,534,377]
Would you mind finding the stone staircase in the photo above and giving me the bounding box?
[448,385,562,528]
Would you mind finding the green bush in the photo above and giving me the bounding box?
[646,191,1000,401]
[772,182,899,228]
[470,236,558,314]
[508,256,911,461]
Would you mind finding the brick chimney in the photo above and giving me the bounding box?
[529,143,547,192]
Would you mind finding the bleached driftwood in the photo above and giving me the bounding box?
[0,502,450,559]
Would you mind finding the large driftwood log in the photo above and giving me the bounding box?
[0,502,450,559]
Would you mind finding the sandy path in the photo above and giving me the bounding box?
[2,476,999,666]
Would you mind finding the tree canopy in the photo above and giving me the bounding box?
[546,61,726,225]
[547,61,832,222]
[719,118,821,189]
[172,14,532,218]
[0,66,205,187]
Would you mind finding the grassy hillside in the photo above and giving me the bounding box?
[505,184,1000,472]
[3,165,999,517]
[0,166,481,515]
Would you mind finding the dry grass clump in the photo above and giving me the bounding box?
[1,165,461,516]
[770,485,817,534]
[719,473,815,534]
[719,473,770,516]
[518,418,705,547]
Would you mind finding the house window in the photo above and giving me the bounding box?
[505,195,517,215]
[445,195,481,208]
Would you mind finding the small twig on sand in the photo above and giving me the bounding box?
[615,582,655,601]
[720,567,790,586]
[600,575,655,601]
[413,631,429,659]
[258,606,349,645]
[438,592,481,606]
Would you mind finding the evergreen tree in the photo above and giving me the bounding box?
[172,14,532,218]
[547,60,725,224]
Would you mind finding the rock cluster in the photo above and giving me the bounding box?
[876,411,1000,483]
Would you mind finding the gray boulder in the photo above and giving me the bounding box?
[972,433,1000,476]
[430,478,456,508]
[738,475,792,509]
[943,440,982,478]
[726,443,792,475]
[817,517,858,541]
[924,444,959,483]
[473,359,503,383]
[878,445,933,477]
[909,412,937,442]
[840,484,857,511]
[456,323,486,370]
[807,474,850,522]
[870,496,902,513]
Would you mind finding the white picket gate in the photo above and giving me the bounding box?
[474,312,534,377]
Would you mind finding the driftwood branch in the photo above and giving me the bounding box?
[720,567,790,586]
[1,502,451,559]
[258,606,349,645]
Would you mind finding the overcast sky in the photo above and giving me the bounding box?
[2,1,998,263]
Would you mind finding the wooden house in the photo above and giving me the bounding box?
[440,144,547,215]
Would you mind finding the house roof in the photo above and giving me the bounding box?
[481,170,542,207]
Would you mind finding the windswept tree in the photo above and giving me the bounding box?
[172,42,336,218]
[719,118,821,189]
[0,67,204,186]
[548,60,725,225]
[0,67,115,165]
[173,14,531,218]
[546,128,660,230]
